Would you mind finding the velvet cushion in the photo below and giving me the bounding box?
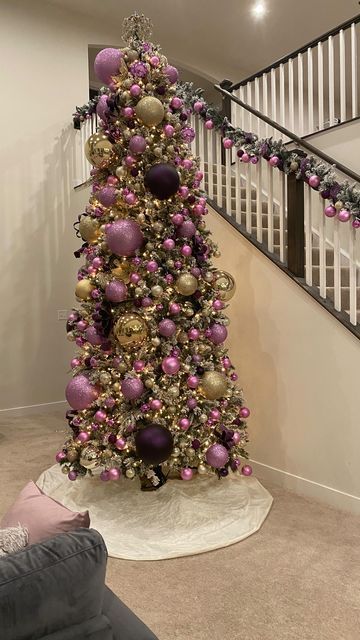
[0,481,89,544]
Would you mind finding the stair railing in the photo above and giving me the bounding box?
[230,14,360,139]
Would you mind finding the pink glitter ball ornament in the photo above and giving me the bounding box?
[105,219,143,256]
[205,444,229,468]
[65,375,99,410]
[121,377,144,400]
[94,48,123,84]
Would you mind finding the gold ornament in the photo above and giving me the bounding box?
[114,312,148,349]
[61,465,70,474]
[66,449,78,463]
[199,371,228,400]
[79,216,100,243]
[75,279,94,300]
[198,463,207,475]
[175,273,198,296]
[213,270,236,301]
[135,96,165,127]
[112,263,131,284]
[84,132,113,168]
[126,468,135,478]
[79,443,101,470]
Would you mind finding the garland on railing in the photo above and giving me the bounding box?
[73,83,360,226]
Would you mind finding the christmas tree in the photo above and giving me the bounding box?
[57,13,251,491]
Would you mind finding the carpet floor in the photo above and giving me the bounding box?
[1,410,360,640]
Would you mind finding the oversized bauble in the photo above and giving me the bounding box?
[135,96,165,127]
[129,135,147,155]
[65,375,99,410]
[205,443,229,468]
[96,94,109,121]
[199,371,228,400]
[178,220,196,238]
[85,133,113,168]
[144,163,180,200]
[121,377,144,400]
[158,318,176,337]
[175,272,198,296]
[79,443,101,469]
[135,424,174,465]
[105,219,143,256]
[111,263,131,283]
[94,47,123,84]
[97,186,117,207]
[105,280,127,302]
[213,270,236,301]
[79,216,99,243]
[75,279,94,300]
[164,65,179,84]
[114,313,148,349]
[209,323,228,345]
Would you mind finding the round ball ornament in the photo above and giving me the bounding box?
[94,48,123,84]
[85,133,113,168]
[75,279,94,300]
[135,423,174,465]
[79,443,101,470]
[135,97,165,127]
[205,443,229,468]
[129,135,147,155]
[111,263,131,283]
[121,377,144,400]
[199,371,228,400]
[158,319,176,337]
[114,313,148,350]
[105,219,143,256]
[79,216,99,243]
[144,163,180,200]
[65,375,99,410]
[105,280,127,303]
[164,65,179,84]
[213,270,236,301]
[175,273,198,296]
[209,323,228,345]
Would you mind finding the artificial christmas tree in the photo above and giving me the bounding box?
[57,13,251,491]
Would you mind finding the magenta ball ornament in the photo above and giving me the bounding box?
[269,156,280,167]
[232,432,241,444]
[352,218,360,228]
[309,175,321,189]
[77,432,90,443]
[241,153,250,163]
[144,163,180,200]
[242,464,253,476]
[94,48,123,84]
[97,186,117,207]
[85,326,103,346]
[240,406,250,418]
[338,209,351,222]
[105,219,143,256]
[181,468,193,481]
[178,220,196,238]
[209,323,228,345]
[135,423,174,464]
[108,467,121,480]
[56,451,66,463]
[169,302,181,315]
[115,438,126,450]
[121,377,144,400]
[96,94,109,121]
[223,138,233,149]
[100,470,110,481]
[158,319,176,337]
[205,444,229,468]
[193,100,204,113]
[179,418,190,430]
[205,120,214,130]
[163,238,175,250]
[162,356,180,375]
[129,135,147,155]
[187,375,199,389]
[68,470,78,481]
[65,375,99,410]
[105,280,127,303]
[324,205,337,218]
[164,65,179,84]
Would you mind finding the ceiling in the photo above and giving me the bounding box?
[46,0,359,82]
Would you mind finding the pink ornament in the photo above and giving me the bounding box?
[181,468,193,481]
[105,397,115,408]
[205,120,214,130]
[141,296,152,308]
[129,135,147,155]
[181,245,192,257]
[209,323,228,345]
[222,357,231,369]
[105,219,143,256]
[65,375,99,410]
[232,432,241,444]
[187,376,199,389]
[164,65,179,84]
[71,358,81,369]
[85,326,103,346]
[123,107,134,118]
[55,451,66,463]
[94,48,123,85]
[130,273,141,284]
[191,267,201,278]
[146,260,158,272]
[241,153,250,163]
[171,97,183,109]
[97,186,117,207]
[115,438,127,450]
[121,377,144,400]
[182,159,193,170]
[158,319,177,337]
[92,257,103,269]
[338,209,351,222]
[210,408,220,421]
[68,471,78,481]
[163,238,175,250]
[188,328,200,340]
[205,444,229,468]
[193,100,204,113]
[178,186,189,199]
[223,138,233,149]
[96,94,109,121]
[250,156,259,164]
[130,84,142,97]
[77,320,87,332]
[134,360,145,372]
[150,55,160,67]
[162,356,180,375]
[105,280,127,302]
[150,399,162,411]
[171,213,184,225]
[179,418,190,430]
[240,406,250,418]
[95,409,107,423]
[169,302,181,315]
[164,124,175,137]
[178,220,196,238]
[107,176,118,186]
[187,397,197,408]
[269,156,280,167]
[309,175,321,189]
[212,299,224,311]
[108,468,121,480]
[125,192,137,205]
[77,431,90,443]
[324,205,336,218]
[352,218,360,228]
[100,470,110,481]
[241,464,253,476]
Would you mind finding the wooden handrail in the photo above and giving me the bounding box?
[231,13,360,90]
[215,84,360,184]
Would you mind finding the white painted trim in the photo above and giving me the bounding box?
[250,459,360,515]
[0,400,67,418]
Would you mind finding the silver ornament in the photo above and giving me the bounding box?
[151,337,161,347]
[151,285,163,297]
[172,447,180,457]
[198,464,207,475]
[126,468,135,478]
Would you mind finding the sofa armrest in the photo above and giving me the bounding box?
[40,613,113,640]
[102,586,159,640]
[0,528,107,640]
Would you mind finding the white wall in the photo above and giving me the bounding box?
[307,119,360,174]
[207,208,360,513]
[0,0,121,410]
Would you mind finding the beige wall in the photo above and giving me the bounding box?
[207,208,360,512]
[0,1,121,410]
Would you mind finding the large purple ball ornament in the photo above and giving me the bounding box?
[135,423,174,464]
[144,163,180,200]
[164,65,179,84]
[105,219,144,256]
[94,48,123,85]
[85,326,104,346]
[209,323,228,345]
[65,375,99,410]
[129,135,147,155]
[96,95,109,121]
[97,187,117,207]
[121,377,144,400]
[178,220,196,238]
[105,280,127,302]
[158,318,177,337]
[205,444,229,468]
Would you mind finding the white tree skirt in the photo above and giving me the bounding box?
[37,465,273,560]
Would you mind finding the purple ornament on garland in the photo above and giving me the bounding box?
[269,156,280,167]
[164,65,179,84]
[158,319,176,337]
[324,205,337,218]
[105,219,143,256]
[162,356,180,375]
[97,186,117,207]
[85,326,104,346]
[338,209,351,222]
[105,280,127,303]
[121,377,144,400]
[209,323,228,345]
[205,444,229,468]
[309,175,321,189]
[65,375,99,410]
[178,220,196,238]
[94,48,123,85]
[352,218,360,229]
[96,95,109,121]
[129,135,147,155]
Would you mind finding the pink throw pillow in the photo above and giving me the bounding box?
[0,481,90,544]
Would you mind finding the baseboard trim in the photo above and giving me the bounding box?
[250,459,360,515]
[0,400,67,418]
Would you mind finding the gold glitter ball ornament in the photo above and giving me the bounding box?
[85,132,113,168]
[111,263,131,284]
[75,279,94,300]
[135,97,165,127]
[175,273,198,296]
[199,371,228,400]
[114,312,148,349]
[80,443,101,470]
[79,216,100,243]
[66,449,78,463]
[213,270,236,301]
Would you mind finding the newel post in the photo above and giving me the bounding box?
[287,172,305,278]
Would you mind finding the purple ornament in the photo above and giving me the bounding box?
[95,409,107,422]
[55,451,66,463]
[100,470,110,481]
[164,124,175,138]
[324,205,336,218]
[68,471,78,481]
[187,376,199,389]
[96,94,109,121]
[188,328,200,340]
[163,238,175,250]
[181,127,196,143]
[169,303,181,315]
[162,356,180,375]
[269,156,280,167]
[121,377,144,400]
[242,464,253,476]
[77,431,90,443]
[105,219,143,256]
[130,84,142,97]
[309,175,321,189]
[105,280,127,302]
[338,209,351,222]
[150,399,162,411]
[133,360,145,372]
[115,438,127,450]
[178,220,196,238]
[179,418,190,430]
[144,163,180,200]
[135,424,174,464]
[232,432,241,444]
[164,65,179,84]
[240,406,250,418]
[108,468,121,480]
[97,186,117,207]
[181,468,193,481]
[223,138,233,149]
[158,319,177,337]
[187,397,197,408]
[85,326,103,346]
[205,444,229,468]
[241,152,250,163]
[171,97,183,109]
[65,375,99,410]
[129,135,147,155]
[205,120,214,130]
[209,323,228,345]
[94,48,123,84]
[352,218,360,228]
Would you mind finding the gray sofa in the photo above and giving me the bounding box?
[0,528,158,640]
